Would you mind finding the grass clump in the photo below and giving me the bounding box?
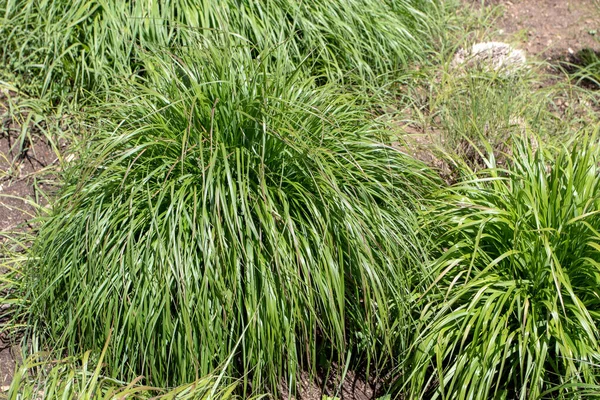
[20,42,439,394]
[0,0,443,97]
[6,344,246,400]
[404,134,600,399]
[568,48,600,89]
[395,55,599,181]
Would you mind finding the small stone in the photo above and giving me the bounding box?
[451,42,527,76]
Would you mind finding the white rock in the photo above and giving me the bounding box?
[452,42,527,75]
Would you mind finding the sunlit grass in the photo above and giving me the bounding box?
[5,342,251,400]
[0,0,444,97]
[394,53,599,181]
[1,0,599,398]
[17,42,440,394]
[404,133,600,399]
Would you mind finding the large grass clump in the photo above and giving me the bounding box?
[0,0,443,97]
[404,134,600,398]
[22,42,438,394]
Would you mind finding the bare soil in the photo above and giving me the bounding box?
[0,89,61,390]
[281,369,380,400]
[471,0,600,61]
[0,91,59,234]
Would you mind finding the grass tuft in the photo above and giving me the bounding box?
[6,346,247,400]
[19,43,439,394]
[404,133,600,399]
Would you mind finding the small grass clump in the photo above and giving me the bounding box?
[20,42,439,394]
[0,0,444,97]
[568,48,600,89]
[433,72,532,167]
[405,134,600,399]
[395,56,599,180]
[6,338,246,400]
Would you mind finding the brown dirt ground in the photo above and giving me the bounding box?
[281,369,380,400]
[471,0,600,60]
[0,128,57,233]
[0,89,60,390]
